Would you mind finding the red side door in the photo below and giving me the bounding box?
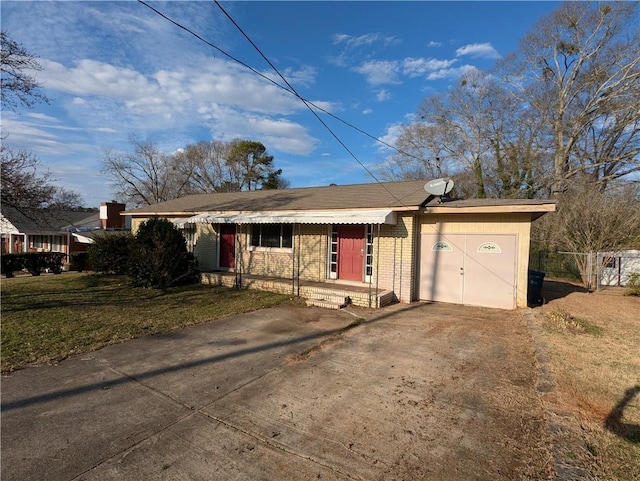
[220,224,236,269]
[337,225,365,281]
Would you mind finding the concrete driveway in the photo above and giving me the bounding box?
[1,302,552,480]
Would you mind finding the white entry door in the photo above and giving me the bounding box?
[419,234,517,309]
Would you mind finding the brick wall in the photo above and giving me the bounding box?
[376,213,417,303]
[194,223,218,271]
[130,217,420,304]
[235,224,328,281]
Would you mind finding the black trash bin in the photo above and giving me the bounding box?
[527,270,545,306]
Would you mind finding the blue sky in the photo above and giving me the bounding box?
[1,1,560,207]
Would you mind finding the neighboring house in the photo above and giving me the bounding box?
[599,250,640,287]
[0,201,128,258]
[124,180,555,309]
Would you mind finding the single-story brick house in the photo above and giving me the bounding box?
[1,201,128,257]
[124,180,555,309]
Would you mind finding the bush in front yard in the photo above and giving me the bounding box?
[129,217,199,290]
[625,272,640,297]
[69,252,89,272]
[1,254,24,277]
[1,252,66,276]
[87,232,135,275]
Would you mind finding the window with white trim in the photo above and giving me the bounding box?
[329,225,338,278]
[251,224,293,249]
[365,225,374,280]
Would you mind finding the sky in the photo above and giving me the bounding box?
[1,1,561,208]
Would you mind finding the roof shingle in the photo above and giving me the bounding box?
[125,180,433,215]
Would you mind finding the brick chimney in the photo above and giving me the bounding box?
[100,201,126,229]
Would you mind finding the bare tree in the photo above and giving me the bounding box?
[103,137,287,206]
[102,136,189,207]
[512,2,640,195]
[1,31,49,111]
[171,139,286,193]
[377,122,450,182]
[532,180,640,288]
[1,145,82,212]
[378,70,550,199]
[171,140,231,194]
[377,72,493,197]
[1,32,83,213]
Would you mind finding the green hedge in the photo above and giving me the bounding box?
[1,252,67,277]
[69,252,90,272]
[87,233,134,275]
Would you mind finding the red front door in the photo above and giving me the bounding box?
[337,225,365,281]
[220,224,236,269]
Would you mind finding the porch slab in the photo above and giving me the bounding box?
[201,271,396,308]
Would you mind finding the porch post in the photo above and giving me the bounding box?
[297,223,301,297]
[376,223,380,307]
[291,223,295,297]
[234,224,241,288]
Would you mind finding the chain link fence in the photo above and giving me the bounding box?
[529,248,640,290]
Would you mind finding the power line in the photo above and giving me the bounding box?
[212,1,394,193]
[137,0,426,163]
[137,1,425,204]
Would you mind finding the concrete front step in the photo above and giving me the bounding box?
[305,299,344,310]
[305,293,349,310]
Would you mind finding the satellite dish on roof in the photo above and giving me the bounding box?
[424,178,454,196]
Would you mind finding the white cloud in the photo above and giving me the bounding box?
[25,112,60,123]
[330,32,401,68]
[354,60,401,85]
[427,41,442,48]
[198,104,317,155]
[1,115,93,156]
[427,65,480,81]
[376,89,391,102]
[402,58,457,77]
[362,108,373,115]
[41,59,157,102]
[354,56,467,85]
[377,123,405,151]
[455,43,500,59]
[332,33,399,48]
[281,65,318,88]
[34,57,324,155]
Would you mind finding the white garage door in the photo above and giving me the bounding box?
[419,234,517,309]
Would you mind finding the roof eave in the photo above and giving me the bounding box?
[422,203,556,215]
[125,205,423,217]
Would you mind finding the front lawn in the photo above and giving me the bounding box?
[537,281,640,480]
[1,273,290,372]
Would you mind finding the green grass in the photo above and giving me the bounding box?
[1,273,290,372]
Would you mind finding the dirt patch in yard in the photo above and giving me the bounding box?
[532,280,640,480]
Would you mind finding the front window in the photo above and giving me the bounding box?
[251,224,293,249]
[51,235,64,252]
[366,225,374,279]
[30,235,46,250]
